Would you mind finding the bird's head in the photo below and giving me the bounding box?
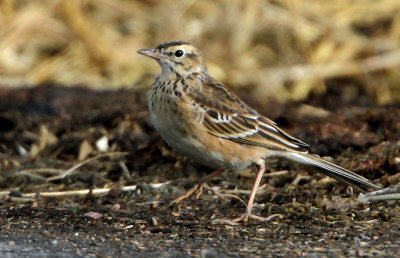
[138,41,208,78]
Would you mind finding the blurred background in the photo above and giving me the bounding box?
[1,0,400,104]
[1,3,400,250]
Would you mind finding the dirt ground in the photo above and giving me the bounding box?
[0,83,399,257]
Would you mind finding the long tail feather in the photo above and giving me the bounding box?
[281,152,381,191]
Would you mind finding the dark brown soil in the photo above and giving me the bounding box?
[0,84,399,257]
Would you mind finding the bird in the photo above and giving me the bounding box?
[137,41,381,223]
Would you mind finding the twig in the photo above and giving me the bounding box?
[265,170,289,177]
[202,183,246,205]
[9,172,46,182]
[363,185,400,196]
[119,160,132,181]
[291,175,311,186]
[221,184,268,195]
[46,152,128,182]
[15,168,64,176]
[358,193,400,203]
[0,182,170,198]
[358,186,400,203]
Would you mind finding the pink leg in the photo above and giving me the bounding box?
[245,162,266,216]
[214,161,283,224]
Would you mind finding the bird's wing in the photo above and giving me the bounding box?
[189,76,381,191]
[189,76,309,152]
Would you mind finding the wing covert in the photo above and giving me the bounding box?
[189,76,309,152]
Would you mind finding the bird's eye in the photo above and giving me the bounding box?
[175,50,184,57]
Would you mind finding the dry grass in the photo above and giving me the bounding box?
[0,0,400,103]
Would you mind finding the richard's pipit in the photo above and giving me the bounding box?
[138,41,381,223]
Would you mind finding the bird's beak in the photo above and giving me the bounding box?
[137,48,164,60]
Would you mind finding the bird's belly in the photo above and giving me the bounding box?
[149,103,251,170]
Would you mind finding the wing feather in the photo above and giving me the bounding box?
[189,76,309,152]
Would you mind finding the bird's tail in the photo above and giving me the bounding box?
[279,152,381,191]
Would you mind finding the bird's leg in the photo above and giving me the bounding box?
[213,162,283,224]
[171,169,235,205]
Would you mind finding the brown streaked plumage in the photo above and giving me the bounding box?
[138,41,381,223]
